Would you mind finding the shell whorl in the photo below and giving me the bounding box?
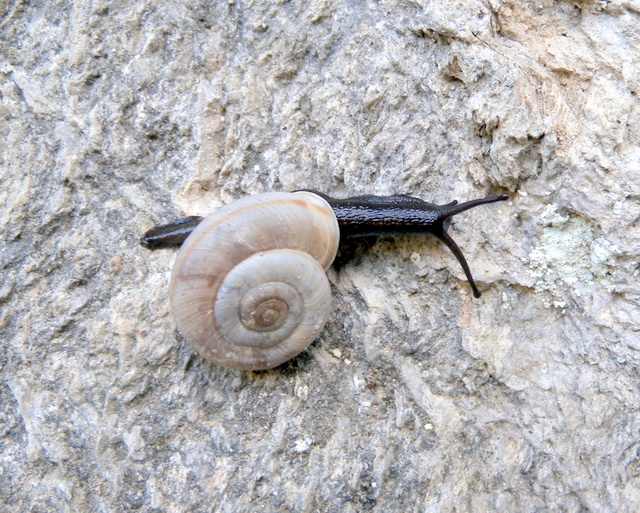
[169,191,340,370]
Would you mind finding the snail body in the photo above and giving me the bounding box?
[142,190,508,370]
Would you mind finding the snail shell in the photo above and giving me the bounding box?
[169,191,340,370]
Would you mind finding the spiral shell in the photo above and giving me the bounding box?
[169,191,340,370]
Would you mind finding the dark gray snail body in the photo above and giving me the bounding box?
[141,190,508,370]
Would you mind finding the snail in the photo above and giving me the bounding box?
[141,190,509,370]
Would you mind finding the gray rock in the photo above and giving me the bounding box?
[2,0,639,511]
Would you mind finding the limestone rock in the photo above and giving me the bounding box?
[2,0,639,511]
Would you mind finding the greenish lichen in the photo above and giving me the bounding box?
[528,206,619,300]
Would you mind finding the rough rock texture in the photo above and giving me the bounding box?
[2,0,640,511]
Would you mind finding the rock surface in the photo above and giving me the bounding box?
[2,0,640,511]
